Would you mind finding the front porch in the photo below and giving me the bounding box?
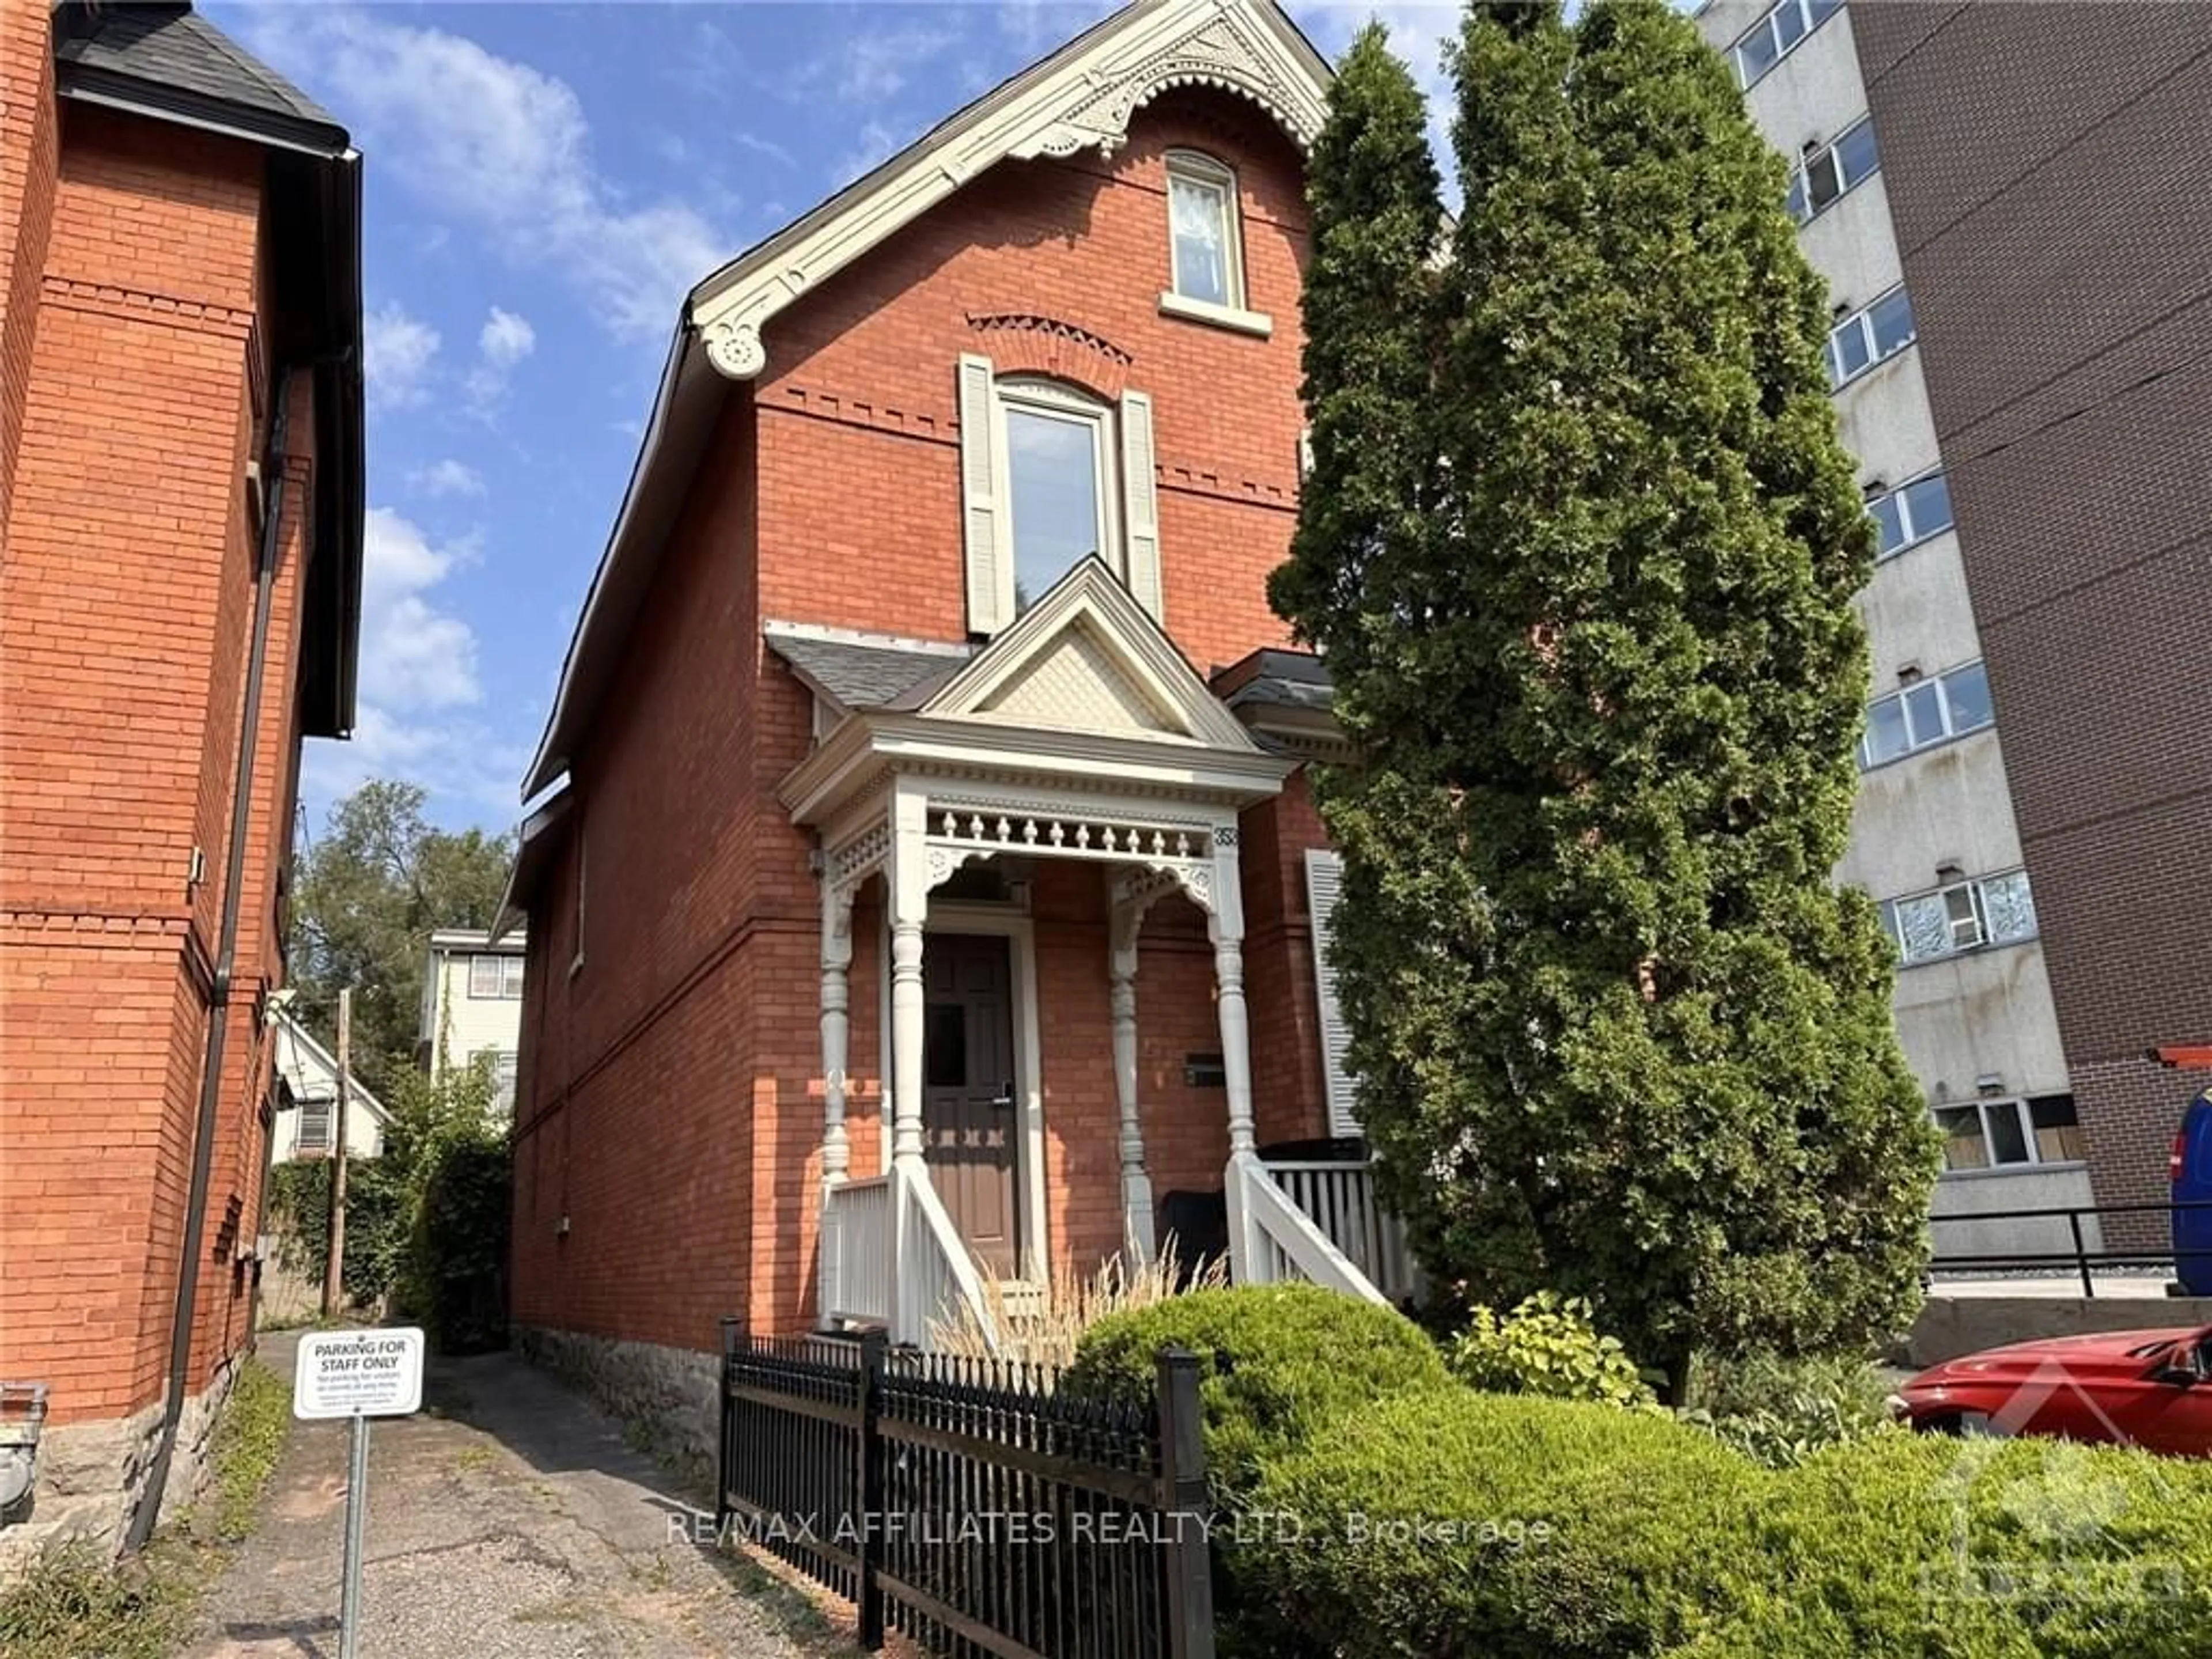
[771,563,1414,1347]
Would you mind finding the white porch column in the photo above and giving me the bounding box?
[887,782,930,1169]
[1108,889,1157,1262]
[819,878,855,1188]
[1208,823,1257,1158]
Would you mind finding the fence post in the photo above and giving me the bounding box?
[716,1317,740,1535]
[2068,1211,2093,1298]
[855,1329,888,1651]
[1156,1346,1217,1659]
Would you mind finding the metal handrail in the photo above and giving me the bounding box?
[1927,1197,2212,1297]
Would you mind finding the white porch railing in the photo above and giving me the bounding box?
[1226,1151,1388,1305]
[820,1175,893,1326]
[1264,1158,1420,1306]
[820,1166,999,1351]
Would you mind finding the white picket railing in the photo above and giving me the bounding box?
[820,1175,893,1326]
[819,1166,998,1351]
[1226,1151,1388,1304]
[1264,1158,1420,1305]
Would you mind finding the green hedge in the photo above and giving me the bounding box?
[1066,1283,1449,1493]
[1249,1388,1766,1658]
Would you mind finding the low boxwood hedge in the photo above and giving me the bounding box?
[1065,1282,1450,1493]
[1248,1387,1768,1658]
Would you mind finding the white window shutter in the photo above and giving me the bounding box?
[957,353,1007,636]
[1304,849,1361,1138]
[1119,388,1163,622]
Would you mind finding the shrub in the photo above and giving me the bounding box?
[1065,1283,1449,1494]
[1679,1347,1897,1468]
[1449,1291,1657,1408]
[1699,1431,2212,1659]
[930,1237,1230,1368]
[1248,1388,1767,1658]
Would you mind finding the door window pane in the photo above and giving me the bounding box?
[1980,870,2037,942]
[925,1005,967,1089]
[1005,404,1104,612]
[1900,680,1944,747]
[1936,1107,1990,1171]
[1943,661,1993,733]
[1986,1101,2032,1166]
[2029,1095,2086,1163]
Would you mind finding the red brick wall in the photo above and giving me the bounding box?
[513,91,1332,1344]
[0,0,58,522]
[0,101,310,1426]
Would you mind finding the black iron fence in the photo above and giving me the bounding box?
[1927,1198,2212,1297]
[715,1321,1215,1658]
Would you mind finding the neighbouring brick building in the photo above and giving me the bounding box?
[1698,0,2212,1255]
[499,0,1408,1453]
[0,3,362,1565]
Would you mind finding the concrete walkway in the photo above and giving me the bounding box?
[188,1332,840,1659]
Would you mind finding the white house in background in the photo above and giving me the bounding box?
[269,1012,389,1163]
[418,926,527,1115]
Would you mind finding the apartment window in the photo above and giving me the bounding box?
[1934,1094,2082,1173]
[1862,660,1993,767]
[474,1048,519,1113]
[1164,151,1243,310]
[1001,378,1116,612]
[1870,471,1953,559]
[957,355,1162,635]
[1734,0,1842,88]
[297,1097,332,1153]
[1884,869,2038,966]
[468,952,525,999]
[1787,116,1878,224]
[1826,287,1916,388]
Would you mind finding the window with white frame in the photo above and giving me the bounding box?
[1869,471,1953,559]
[1787,116,1878,224]
[297,1096,332,1153]
[1733,0,1843,87]
[1826,287,1916,387]
[474,1047,519,1113]
[1934,1093,2084,1173]
[1862,660,1993,767]
[1164,151,1244,310]
[468,952,525,999]
[1000,378,1117,613]
[1883,869,2037,966]
[957,354,1162,635]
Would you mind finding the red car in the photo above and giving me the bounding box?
[1891,1325,2212,1456]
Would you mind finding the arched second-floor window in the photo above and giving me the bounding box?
[1164,150,1244,310]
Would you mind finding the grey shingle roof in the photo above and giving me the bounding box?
[763,625,971,710]
[55,3,346,143]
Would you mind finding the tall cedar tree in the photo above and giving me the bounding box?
[1275,0,1938,1380]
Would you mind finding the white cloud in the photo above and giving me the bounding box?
[479,307,536,369]
[258,11,730,339]
[362,301,438,410]
[827,25,960,102]
[361,507,481,711]
[409,459,486,498]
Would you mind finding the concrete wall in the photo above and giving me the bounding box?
[1929,1162,2099,1268]
[1904,1294,2212,1370]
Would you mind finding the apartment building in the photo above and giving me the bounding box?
[1696,0,2212,1252]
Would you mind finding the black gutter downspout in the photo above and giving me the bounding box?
[132,364,296,1547]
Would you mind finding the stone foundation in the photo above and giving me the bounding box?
[0,1358,236,1580]
[515,1324,719,1479]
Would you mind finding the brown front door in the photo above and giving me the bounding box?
[922,934,1020,1277]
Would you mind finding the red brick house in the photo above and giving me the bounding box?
[0,4,362,1565]
[501,0,1397,1441]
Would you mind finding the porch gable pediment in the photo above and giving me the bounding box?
[918,559,1257,752]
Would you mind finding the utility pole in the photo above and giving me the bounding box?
[323,987,351,1317]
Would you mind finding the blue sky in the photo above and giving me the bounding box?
[210,2,1469,838]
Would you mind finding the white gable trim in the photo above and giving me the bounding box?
[690,0,1330,382]
[922,559,1258,751]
